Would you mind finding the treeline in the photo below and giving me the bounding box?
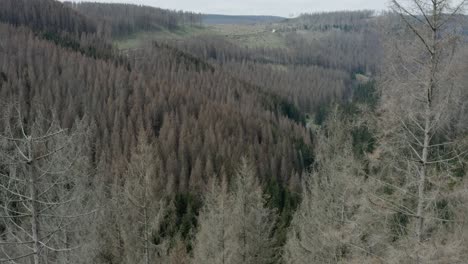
[0,0,97,35]
[290,10,375,31]
[0,0,115,60]
[67,2,203,37]
[172,29,380,74]
[167,19,380,114]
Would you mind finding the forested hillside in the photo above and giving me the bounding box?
[166,10,380,114]
[67,2,203,37]
[0,0,115,59]
[0,0,467,263]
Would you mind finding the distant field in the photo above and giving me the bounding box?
[114,22,293,50]
[209,24,288,48]
[202,14,285,25]
[114,26,211,49]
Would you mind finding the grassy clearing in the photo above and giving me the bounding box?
[209,24,288,49]
[114,26,212,50]
[114,23,294,51]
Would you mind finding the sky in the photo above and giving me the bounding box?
[68,0,389,17]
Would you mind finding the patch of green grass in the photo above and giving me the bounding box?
[229,32,287,48]
[114,26,212,50]
[114,23,293,51]
[209,24,288,49]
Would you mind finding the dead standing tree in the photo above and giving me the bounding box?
[0,105,94,264]
[120,131,168,264]
[371,1,468,261]
[386,0,467,242]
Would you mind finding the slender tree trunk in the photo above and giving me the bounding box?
[144,206,149,264]
[416,1,438,242]
[221,200,225,264]
[417,81,434,242]
[417,106,431,242]
[28,138,41,264]
[242,198,247,263]
[64,230,70,264]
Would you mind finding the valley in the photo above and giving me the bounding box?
[0,1,467,263]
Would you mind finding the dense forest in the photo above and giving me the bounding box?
[0,0,467,263]
[66,2,203,37]
[0,0,115,59]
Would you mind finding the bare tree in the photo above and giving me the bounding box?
[283,111,379,264]
[191,158,277,264]
[389,0,466,234]
[0,105,95,264]
[229,158,277,264]
[366,0,468,262]
[385,0,467,242]
[119,131,168,264]
[191,176,232,264]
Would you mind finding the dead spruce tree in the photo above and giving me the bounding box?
[191,159,277,264]
[191,177,232,264]
[228,159,277,264]
[283,111,374,264]
[368,0,468,262]
[119,131,168,264]
[0,105,95,264]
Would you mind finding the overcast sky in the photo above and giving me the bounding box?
[69,0,389,17]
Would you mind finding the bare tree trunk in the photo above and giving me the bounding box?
[242,195,247,263]
[416,1,439,242]
[221,200,225,264]
[28,138,41,264]
[64,230,70,264]
[144,207,149,264]
[417,107,430,242]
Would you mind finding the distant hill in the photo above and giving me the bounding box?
[67,2,202,38]
[0,0,97,35]
[0,0,114,60]
[202,14,286,25]
[283,10,375,31]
